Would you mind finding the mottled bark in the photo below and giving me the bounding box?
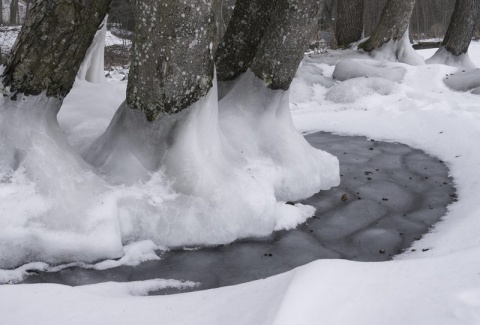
[215,0,276,82]
[126,0,216,121]
[361,0,416,52]
[336,0,365,47]
[442,0,480,56]
[250,0,324,90]
[2,0,111,99]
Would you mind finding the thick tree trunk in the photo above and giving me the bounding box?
[335,0,365,47]
[361,0,416,52]
[250,0,324,90]
[9,0,17,25]
[442,0,480,56]
[215,0,275,82]
[126,0,216,121]
[2,0,111,99]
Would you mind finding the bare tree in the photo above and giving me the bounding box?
[335,0,364,47]
[441,0,480,56]
[361,0,416,52]
[2,0,111,99]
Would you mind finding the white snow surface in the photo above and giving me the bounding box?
[3,42,480,324]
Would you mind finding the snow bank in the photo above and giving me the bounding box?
[0,95,123,269]
[443,69,480,92]
[332,59,406,82]
[426,46,477,69]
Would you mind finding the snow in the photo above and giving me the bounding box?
[426,46,477,69]
[0,71,338,269]
[2,39,480,324]
[78,17,108,83]
[368,32,425,66]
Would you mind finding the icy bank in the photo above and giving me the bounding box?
[0,69,339,269]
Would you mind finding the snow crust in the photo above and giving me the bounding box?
[78,17,108,83]
[426,46,477,69]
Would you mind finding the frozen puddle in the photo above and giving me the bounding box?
[22,132,455,294]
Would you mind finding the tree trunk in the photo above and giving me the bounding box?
[126,0,216,121]
[361,0,416,52]
[215,0,276,82]
[0,0,3,25]
[250,0,324,90]
[442,0,480,56]
[335,0,365,47]
[9,0,18,25]
[2,0,111,99]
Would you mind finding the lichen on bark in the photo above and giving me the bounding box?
[2,0,111,99]
[126,0,216,122]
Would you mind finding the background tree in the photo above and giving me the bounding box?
[335,0,364,47]
[360,0,416,52]
[2,0,111,99]
[440,0,480,56]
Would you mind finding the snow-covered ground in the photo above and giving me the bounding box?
[2,42,480,324]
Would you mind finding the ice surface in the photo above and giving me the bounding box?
[332,59,406,82]
[426,46,477,69]
[20,132,454,292]
[443,69,480,92]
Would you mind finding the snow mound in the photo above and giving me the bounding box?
[443,69,480,92]
[0,95,123,269]
[218,71,340,201]
[368,32,425,66]
[326,77,396,103]
[333,59,406,82]
[426,46,477,69]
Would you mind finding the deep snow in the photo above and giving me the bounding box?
[2,40,480,324]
